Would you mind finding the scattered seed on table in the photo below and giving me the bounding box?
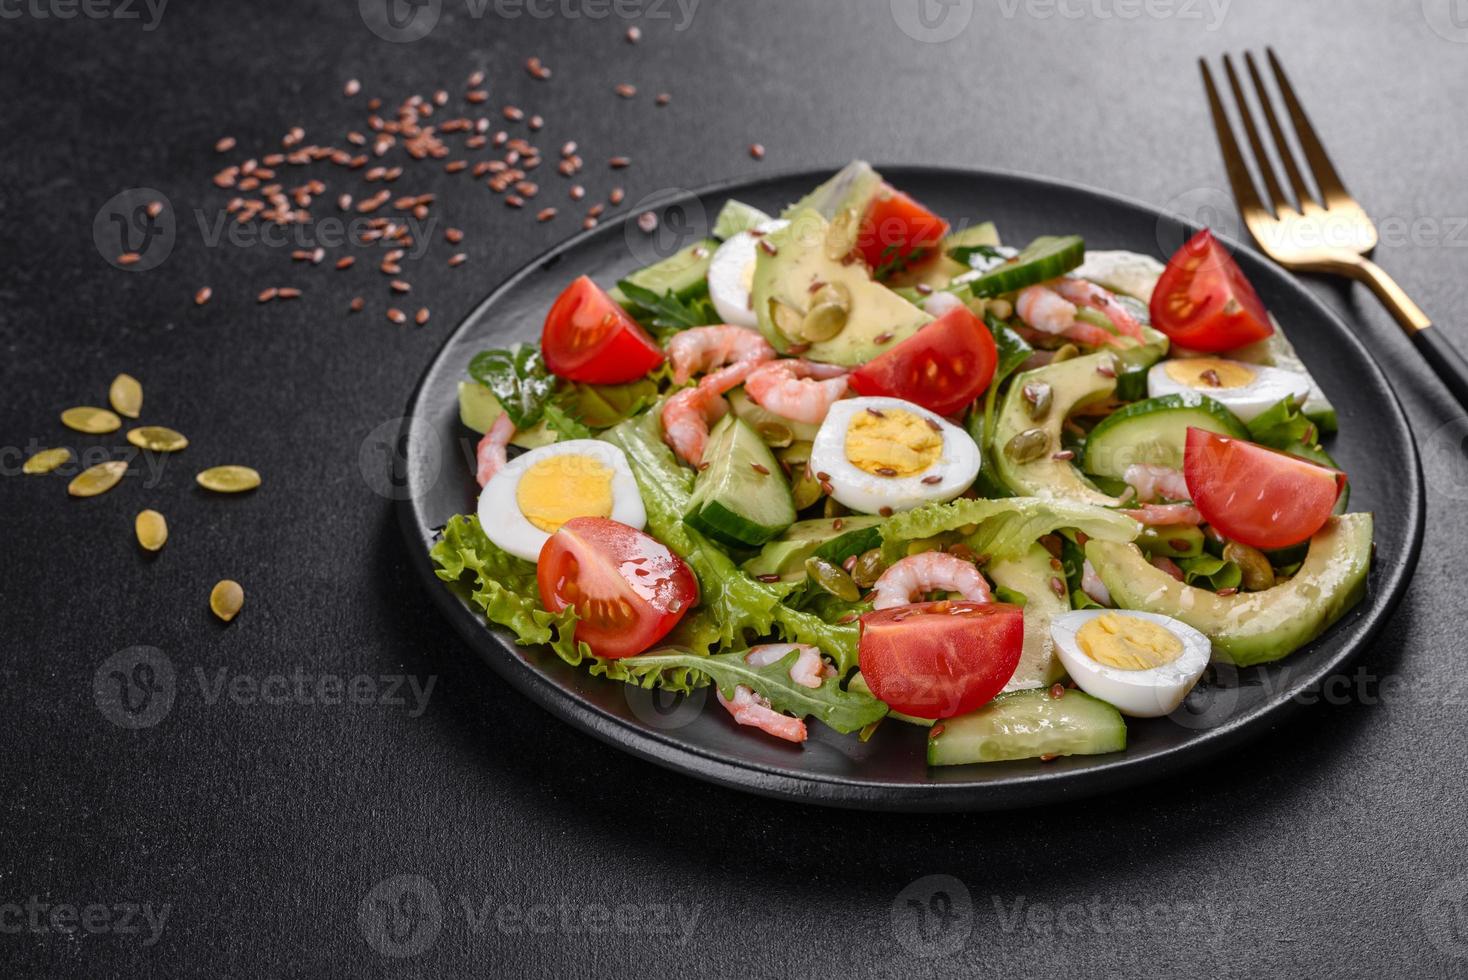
[529,115,543,131]
[135,510,168,552]
[61,406,122,434]
[468,69,485,87]
[258,287,278,303]
[215,136,236,153]
[391,280,411,293]
[626,26,641,42]
[127,426,189,452]
[749,143,765,160]
[118,252,141,266]
[277,287,301,299]
[466,89,489,104]
[655,93,670,106]
[196,465,261,492]
[23,447,71,475]
[337,256,355,270]
[609,156,630,169]
[637,211,658,233]
[209,580,244,622]
[349,297,365,313]
[615,84,637,98]
[582,217,597,230]
[344,78,361,96]
[109,374,143,419]
[415,308,430,325]
[146,201,164,218]
[609,187,625,204]
[537,207,557,222]
[503,105,525,121]
[561,141,577,157]
[68,461,127,498]
[445,227,464,243]
[387,308,407,324]
[506,195,524,208]
[448,252,467,267]
[194,286,212,306]
[445,160,467,173]
[569,185,585,201]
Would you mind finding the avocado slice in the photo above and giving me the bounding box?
[750,208,932,365]
[1085,513,1373,666]
[992,352,1121,505]
[780,160,883,222]
[987,544,1069,691]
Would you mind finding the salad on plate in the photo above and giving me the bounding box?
[431,162,1372,768]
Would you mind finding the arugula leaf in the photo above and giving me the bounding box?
[467,344,557,428]
[873,244,927,281]
[616,280,719,338]
[1177,554,1243,592]
[1246,397,1317,451]
[881,497,1140,565]
[608,647,888,734]
[541,402,595,441]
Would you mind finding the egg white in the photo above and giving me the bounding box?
[809,397,981,515]
[477,440,646,562]
[1146,358,1311,424]
[708,219,789,328]
[1050,609,1211,718]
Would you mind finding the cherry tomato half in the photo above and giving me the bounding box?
[537,517,698,659]
[857,183,950,273]
[847,305,998,417]
[541,275,665,384]
[1151,229,1274,352]
[858,601,1024,720]
[1183,427,1345,550]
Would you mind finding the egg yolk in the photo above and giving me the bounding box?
[844,408,943,478]
[1077,613,1184,671]
[1163,357,1256,389]
[515,454,614,533]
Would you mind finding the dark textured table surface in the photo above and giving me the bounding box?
[4,0,1468,976]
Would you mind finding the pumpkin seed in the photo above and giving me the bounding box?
[770,299,807,343]
[806,556,861,602]
[68,460,127,497]
[109,374,143,418]
[1022,381,1053,422]
[196,466,261,493]
[61,406,122,434]
[1004,428,1050,464]
[850,548,888,589]
[755,420,794,449]
[135,509,168,551]
[209,579,245,622]
[824,206,860,261]
[1051,343,1080,364]
[822,496,849,519]
[127,426,189,452]
[811,281,852,312]
[22,447,71,474]
[800,302,848,342]
[1223,541,1276,592]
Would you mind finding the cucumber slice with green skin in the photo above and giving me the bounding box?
[609,238,717,306]
[927,689,1127,766]
[967,235,1086,298]
[1083,394,1249,479]
[684,415,795,547]
[741,516,884,580]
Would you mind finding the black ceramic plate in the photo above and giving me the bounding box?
[396,166,1423,812]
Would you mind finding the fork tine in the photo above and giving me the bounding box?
[1222,54,1290,217]
[1199,59,1267,219]
[1244,52,1317,211]
[1266,48,1353,207]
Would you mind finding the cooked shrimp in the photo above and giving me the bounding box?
[1081,560,1113,607]
[667,325,775,385]
[1053,278,1146,341]
[743,359,849,425]
[475,413,515,488]
[870,552,994,610]
[1123,463,1192,503]
[1150,555,1185,581]
[1015,284,1128,349]
[1121,503,1205,526]
[743,643,832,689]
[717,685,807,743]
[661,383,729,467]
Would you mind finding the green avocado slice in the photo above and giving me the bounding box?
[1085,513,1373,666]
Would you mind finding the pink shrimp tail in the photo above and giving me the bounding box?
[1121,503,1205,526]
[717,685,808,743]
[475,413,515,488]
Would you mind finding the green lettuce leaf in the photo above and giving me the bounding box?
[556,378,660,429]
[881,497,1140,564]
[1246,397,1317,451]
[610,647,887,734]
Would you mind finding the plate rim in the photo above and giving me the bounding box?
[396,163,1425,812]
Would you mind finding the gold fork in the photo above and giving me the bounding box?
[1201,49,1468,409]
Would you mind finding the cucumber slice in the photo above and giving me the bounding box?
[1083,394,1248,479]
[684,415,796,547]
[967,235,1085,298]
[927,689,1127,766]
[741,516,884,580]
[610,238,717,306]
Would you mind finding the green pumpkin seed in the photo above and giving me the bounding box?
[127,426,189,453]
[800,302,848,342]
[1223,541,1276,592]
[1022,381,1053,422]
[1004,428,1050,464]
[196,466,261,493]
[61,406,122,434]
[209,579,244,622]
[806,556,861,602]
[135,509,168,551]
[68,460,127,497]
[824,207,860,261]
[770,299,807,343]
[109,374,143,419]
[755,420,794,449]
[850,548,888,589]
[22,447,71,474]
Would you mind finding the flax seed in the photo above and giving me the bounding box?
[615,84,637,98]
[387,307,406,324]
[445,160,468,173]
[468,69,485,87]
[749,143,765,160]
[466,90,489,104]
[529,115,543,131]
[278,287,301,299]
[583,217,598,229]
[569,185,586,201]
[448,252,467,267]
[655,93,670,106]
[609,156,630,169]
[506,195,525,208]
[390,280,411,293]
[194,286,212,306]
[258,287,278,303]
[637,211,658,233]
[344,79,361,96]
[537,207,557,222]
[350,296,364,313]
[503,105,524,122]
[626,26,641,42]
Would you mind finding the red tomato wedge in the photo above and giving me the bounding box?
[1183,427,1345,550]
[1151,229,1274,352]
[858,601,1024,720]
[541,276,665,383]
[847,305,998,417]
[537,517,698,659]
[857,184,950,272]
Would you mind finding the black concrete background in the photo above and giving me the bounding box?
[3,0,1467,976]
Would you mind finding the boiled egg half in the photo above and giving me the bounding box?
[1050,609,1211,718]
[478,440,646,561]
[1147,357,1311,424]
[809,396,981,515]
[708,219,789,328]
